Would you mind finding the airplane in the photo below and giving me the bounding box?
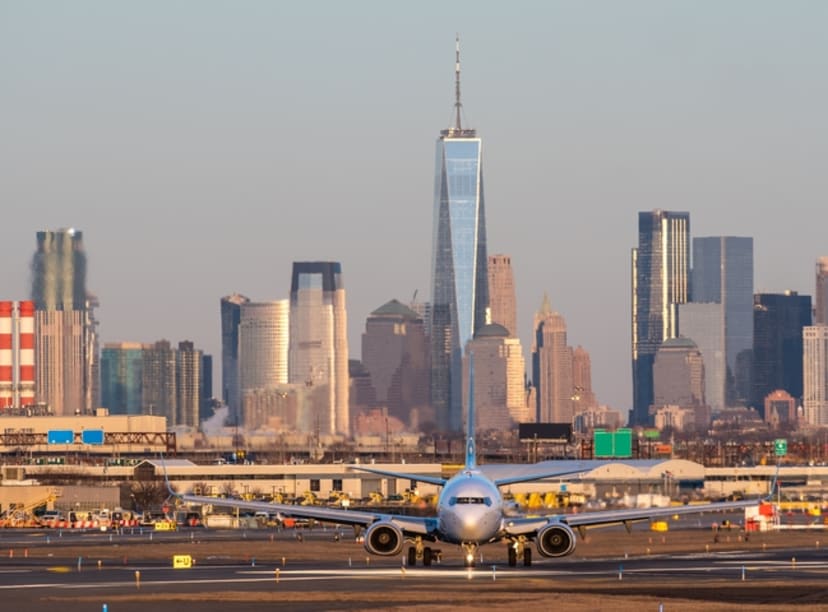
[170,357,770,568]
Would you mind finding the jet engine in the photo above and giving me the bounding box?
[536,523,577,558]
[364,521,404,556]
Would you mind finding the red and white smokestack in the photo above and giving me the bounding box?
[0,301,12,409]
[18,301,35,408]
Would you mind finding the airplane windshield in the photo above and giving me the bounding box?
[449,496,492,506]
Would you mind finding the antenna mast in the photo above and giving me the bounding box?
[454,33,462,131]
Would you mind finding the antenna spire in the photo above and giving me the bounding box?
[454,33,462,131]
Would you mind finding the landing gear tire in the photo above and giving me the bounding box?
[508,545,517,567]
[423,547,433,567]
[523,547,532,567]
[407,547,417,566]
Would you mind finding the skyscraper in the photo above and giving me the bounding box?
[220,293,250,425]
[361,299,430,429]
[631,210,690,426]
[430,37,489,432]
[288,262,349,435]
[30,229,97,415]
[803,325,828,426]
[239,300,289,395]
[463,323,526,431]
[100,342,145,415]
[752,291,811,414]
[532,294,573,424]
[690,236,754,407]
[487,254,517,337]
[176,341,202,429]
[815,257,828,325]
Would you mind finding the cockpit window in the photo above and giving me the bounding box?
[448,496,492,506]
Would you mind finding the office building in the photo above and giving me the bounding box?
[176,341,202,429]
[677,302,724,414]
[532,294,573,424]
[239,300,289,393]
[430,38,489,431]
[463,323,526,431]
[487,254,517,337]
[803,325,828,426]
[361,299,430,429]
[100,342,145,415]
[288,261,349,435]
[752,291,812,414]
[30,229,98,415]
[220,293,250,425]
[690,237,754,407]
[815,257,828,325]
[631,210,690,425]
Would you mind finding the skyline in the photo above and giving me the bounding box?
[2,3,827,414]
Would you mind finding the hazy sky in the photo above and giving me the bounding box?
[2,2,827,414]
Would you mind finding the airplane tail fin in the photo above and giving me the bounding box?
[465,353,476,469]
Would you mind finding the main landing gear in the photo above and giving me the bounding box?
[507,537,532,567]
[407,537,440,567]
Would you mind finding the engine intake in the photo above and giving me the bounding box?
[536,523,576,558]
[364,521,404,556]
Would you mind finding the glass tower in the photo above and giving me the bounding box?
[631,210,690,426]
[690,236,754,407]
[288,261,349,435]
[430,38,489,432]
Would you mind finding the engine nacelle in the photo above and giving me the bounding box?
[364,521,404,556]
[536,523,577,558]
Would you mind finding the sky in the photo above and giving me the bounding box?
[2,1,827,414]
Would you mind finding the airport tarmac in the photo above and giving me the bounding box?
[0,522,826,611]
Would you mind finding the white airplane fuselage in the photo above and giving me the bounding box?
[435,468,504,544]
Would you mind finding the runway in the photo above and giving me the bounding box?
[0,526,826,611]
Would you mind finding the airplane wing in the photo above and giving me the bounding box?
[349,465,447,487]
[502,497,759,537]
[175,493,436,536]
[492,467,591,488]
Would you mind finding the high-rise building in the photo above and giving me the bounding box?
[803,325,828,426]
[651,338,708,431]
[690,237,754,407]
[141,339,204,429]
[142,340,176,422]
[239,300,289,394]
[487,254,517,337]
[677,302,724,413]
[631,210,690,425]
[751,291,812,414]
[532,294,573,424]
[0,300,35,410]
[220,293,250,425]
[361,299,430,429]
[30,229,98,415]
[288,262,349,435]
[176,341,202,429]
[430,37,489,432]
[463,323,526,431]
[201,353,213,422]
[815,257,828,325]
[570,346,597,411]
[100,342,145,415]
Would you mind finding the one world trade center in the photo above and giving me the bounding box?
[430,37,489,432]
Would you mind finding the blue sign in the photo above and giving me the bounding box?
[47,430,74,444]
[81,429,104,445]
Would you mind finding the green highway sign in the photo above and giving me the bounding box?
[774,439,787,457]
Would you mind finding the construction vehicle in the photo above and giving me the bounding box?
[0,488,59,528]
